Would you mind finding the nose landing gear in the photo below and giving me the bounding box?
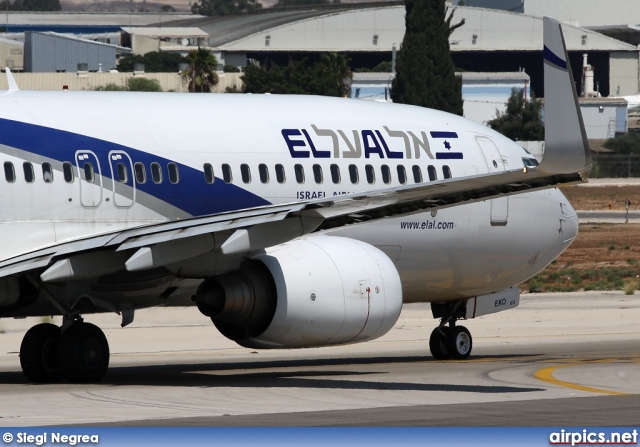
[429,300,473,360]
[429,324,472,360]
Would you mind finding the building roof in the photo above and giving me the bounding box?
[207,5,636,53]
[524,0,640,27]
[120,27,209,38]
[1,12,201,27]
[159,9,364,48]
[353,71,531,82]
[34,31,131,53]
[578,97,629,105]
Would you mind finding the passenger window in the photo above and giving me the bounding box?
[381,164,391,184]
[412,165,422,183]
[204,163,214,184]
[151,162,162,184]
[259,164,269,184]
[275,164,286,184]
[330,164,341,184]
[42,162,53,183]
[23,162,34,183]
[63,162,74,183]
[365,164,375,184]
[83,162,95,183]
[313,164,323,184]
[428,165,437,182]
[443,165,452,179]
[349,164,359,184]
[397,165,406,185]
[168,162,179,184]
[4,162,14,183]
[294,164,305,184]
[116,163,128,183]
[222,164,232,183]
[135,162,146,184]
[241,164,251,184]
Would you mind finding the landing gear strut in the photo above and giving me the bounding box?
[429,301,473,360]
[19,318,110,383]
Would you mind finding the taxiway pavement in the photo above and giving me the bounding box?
[1,291,639,426]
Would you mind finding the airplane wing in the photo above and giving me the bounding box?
[0,17,589,283]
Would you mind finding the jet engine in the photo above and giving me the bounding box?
[195,236,402,349]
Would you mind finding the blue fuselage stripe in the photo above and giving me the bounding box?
[0,118,271,217]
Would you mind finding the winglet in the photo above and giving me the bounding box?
[538,17,592,177]
[5,68,19,91]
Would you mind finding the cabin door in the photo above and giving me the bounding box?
[108,151,135,208]
[75,150,103,208]
[475,136,509,225]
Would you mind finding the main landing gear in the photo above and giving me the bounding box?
[429,301,473,360]
[19,318,110,383]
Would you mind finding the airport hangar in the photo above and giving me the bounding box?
[161,3,640,99]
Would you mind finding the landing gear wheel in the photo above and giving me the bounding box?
[446,326,472,360]
[429,327,450,360]
[60,322,110,383]
[20,323,62,383]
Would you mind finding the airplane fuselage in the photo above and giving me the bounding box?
[0,91,577,313]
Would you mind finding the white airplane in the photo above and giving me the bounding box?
[0,17,590,383]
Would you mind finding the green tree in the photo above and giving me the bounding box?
[191,0,262,16]
[126,77,163,92]
[603,133,640,154]
[0,0,60,10]
[391,0,464,115]
[94,78,163,92]
[275,0,332,6]
[487,88,544,141]
[181,48,219,93]
[117,52,187,73]
[241,54,351,97]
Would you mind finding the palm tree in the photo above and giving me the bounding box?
[181,48,219,93]
[317,53,352,97]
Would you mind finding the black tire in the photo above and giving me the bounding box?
[429,327,450,360]
[20,323,62,383]
[446,325,472,360]
[60,322,110,383]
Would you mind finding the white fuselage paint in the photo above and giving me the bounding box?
[0,91,577,307]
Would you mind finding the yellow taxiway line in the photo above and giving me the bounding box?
[534,361,631,396]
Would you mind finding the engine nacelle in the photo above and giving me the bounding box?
[196,236,403,349]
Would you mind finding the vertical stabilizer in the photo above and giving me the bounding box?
[5,68,19,92]
[539,17,592,176]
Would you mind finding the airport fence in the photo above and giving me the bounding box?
[589,153,640,178]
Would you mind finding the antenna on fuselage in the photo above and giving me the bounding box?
[5,67,19,91]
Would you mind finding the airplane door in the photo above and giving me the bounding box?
[75,150,103,208]
[475,137,508,225]
[108,151,135,208]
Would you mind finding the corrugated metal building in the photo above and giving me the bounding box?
[577,97,628,139]
[523,0,640,27]
[24,32,130,73]
[214,5,638,96]
[351,71,531,125]
[0,37,24,71]
[120,27,209,56]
